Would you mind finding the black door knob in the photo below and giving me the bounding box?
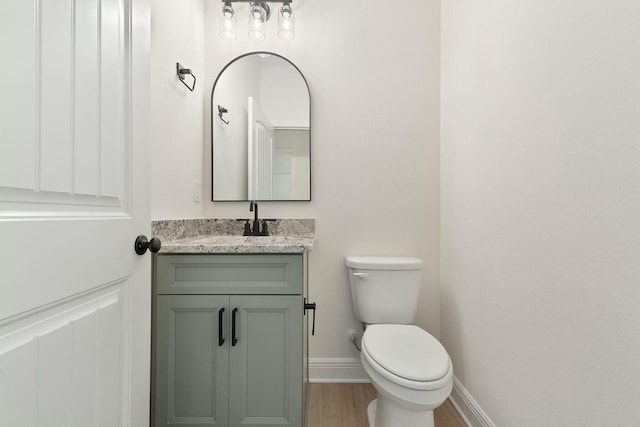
[134,235,161,255]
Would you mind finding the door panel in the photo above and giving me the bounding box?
[0,285,124,426]
[0,1,37,191]
[0,0,150,425]
[229,296,302,427]
[40,0,73,193]
[74,0,101,196]
[155,296,230,427]
[248,97,274,200]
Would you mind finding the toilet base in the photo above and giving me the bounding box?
[367,399,376,427]
[366,397,435,427]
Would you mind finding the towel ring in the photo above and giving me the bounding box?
[176,63,196,92]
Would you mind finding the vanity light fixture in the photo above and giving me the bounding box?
[278,3,295,40]
[220,3,238,41]
[220,0,295,41]
[248,2,269,41]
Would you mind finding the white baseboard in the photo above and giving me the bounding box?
[449,376,496,427]
[308,357,369,383]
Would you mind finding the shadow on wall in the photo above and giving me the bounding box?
[440,289,465,382]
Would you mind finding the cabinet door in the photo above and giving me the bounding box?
[155,295,230,427]
[229,296,303,427]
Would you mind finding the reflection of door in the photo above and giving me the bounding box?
[273,128,311,200]
[273,149,293,200]
[0,0,150,425]
[248,97,274,200]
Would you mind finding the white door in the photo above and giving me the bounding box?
[248,97,274,200]
[0,0,151,426]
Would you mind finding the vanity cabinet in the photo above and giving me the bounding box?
[152,254,305,427]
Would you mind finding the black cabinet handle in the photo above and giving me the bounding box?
[304,299,317,336]
[218,308,225,346]
[232,308,238,346]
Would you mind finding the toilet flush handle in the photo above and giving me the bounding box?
[352,272,369,280]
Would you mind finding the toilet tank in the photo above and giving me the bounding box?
[346,256,423,325]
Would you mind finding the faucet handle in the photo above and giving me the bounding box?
[259,219,277,236]
[236,219,252,236]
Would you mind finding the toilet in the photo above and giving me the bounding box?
[346,256,453,427]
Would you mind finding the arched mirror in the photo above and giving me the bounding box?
[211,52,310,201]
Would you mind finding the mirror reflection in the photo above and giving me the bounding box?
[211,52,310,201]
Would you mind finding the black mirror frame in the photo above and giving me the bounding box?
[210,51,311,202]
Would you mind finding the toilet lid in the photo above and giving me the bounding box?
[362,325,450,382]
[345,256,423,270]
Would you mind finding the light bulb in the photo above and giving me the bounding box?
[278,4,295,40]
[220,3,237,41]
[248,3,267,41]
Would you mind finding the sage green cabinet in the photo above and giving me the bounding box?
[228,296,302,427]
[155,295,230,427]
[152,254,306,427]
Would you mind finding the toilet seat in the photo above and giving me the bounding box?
[361,325,452,391]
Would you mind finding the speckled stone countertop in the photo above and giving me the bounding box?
[151,219,315,254]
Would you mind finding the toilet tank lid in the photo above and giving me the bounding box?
[345,256,423,270]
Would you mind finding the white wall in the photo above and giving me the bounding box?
[441,1,640,425]
[151,0,441,365]
[150,0,205,218]
[260,60,309,128]
[203,0,441,362]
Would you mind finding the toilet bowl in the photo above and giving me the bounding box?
[345,257,454,427]
[360,324,453,427]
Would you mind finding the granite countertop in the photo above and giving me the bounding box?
[159,234,314,254]
[152,219,315,254]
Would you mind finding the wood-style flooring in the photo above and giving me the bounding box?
[307,383,467,427]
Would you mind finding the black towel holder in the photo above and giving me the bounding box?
[218,105,230,125]
[176,63,196,92]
